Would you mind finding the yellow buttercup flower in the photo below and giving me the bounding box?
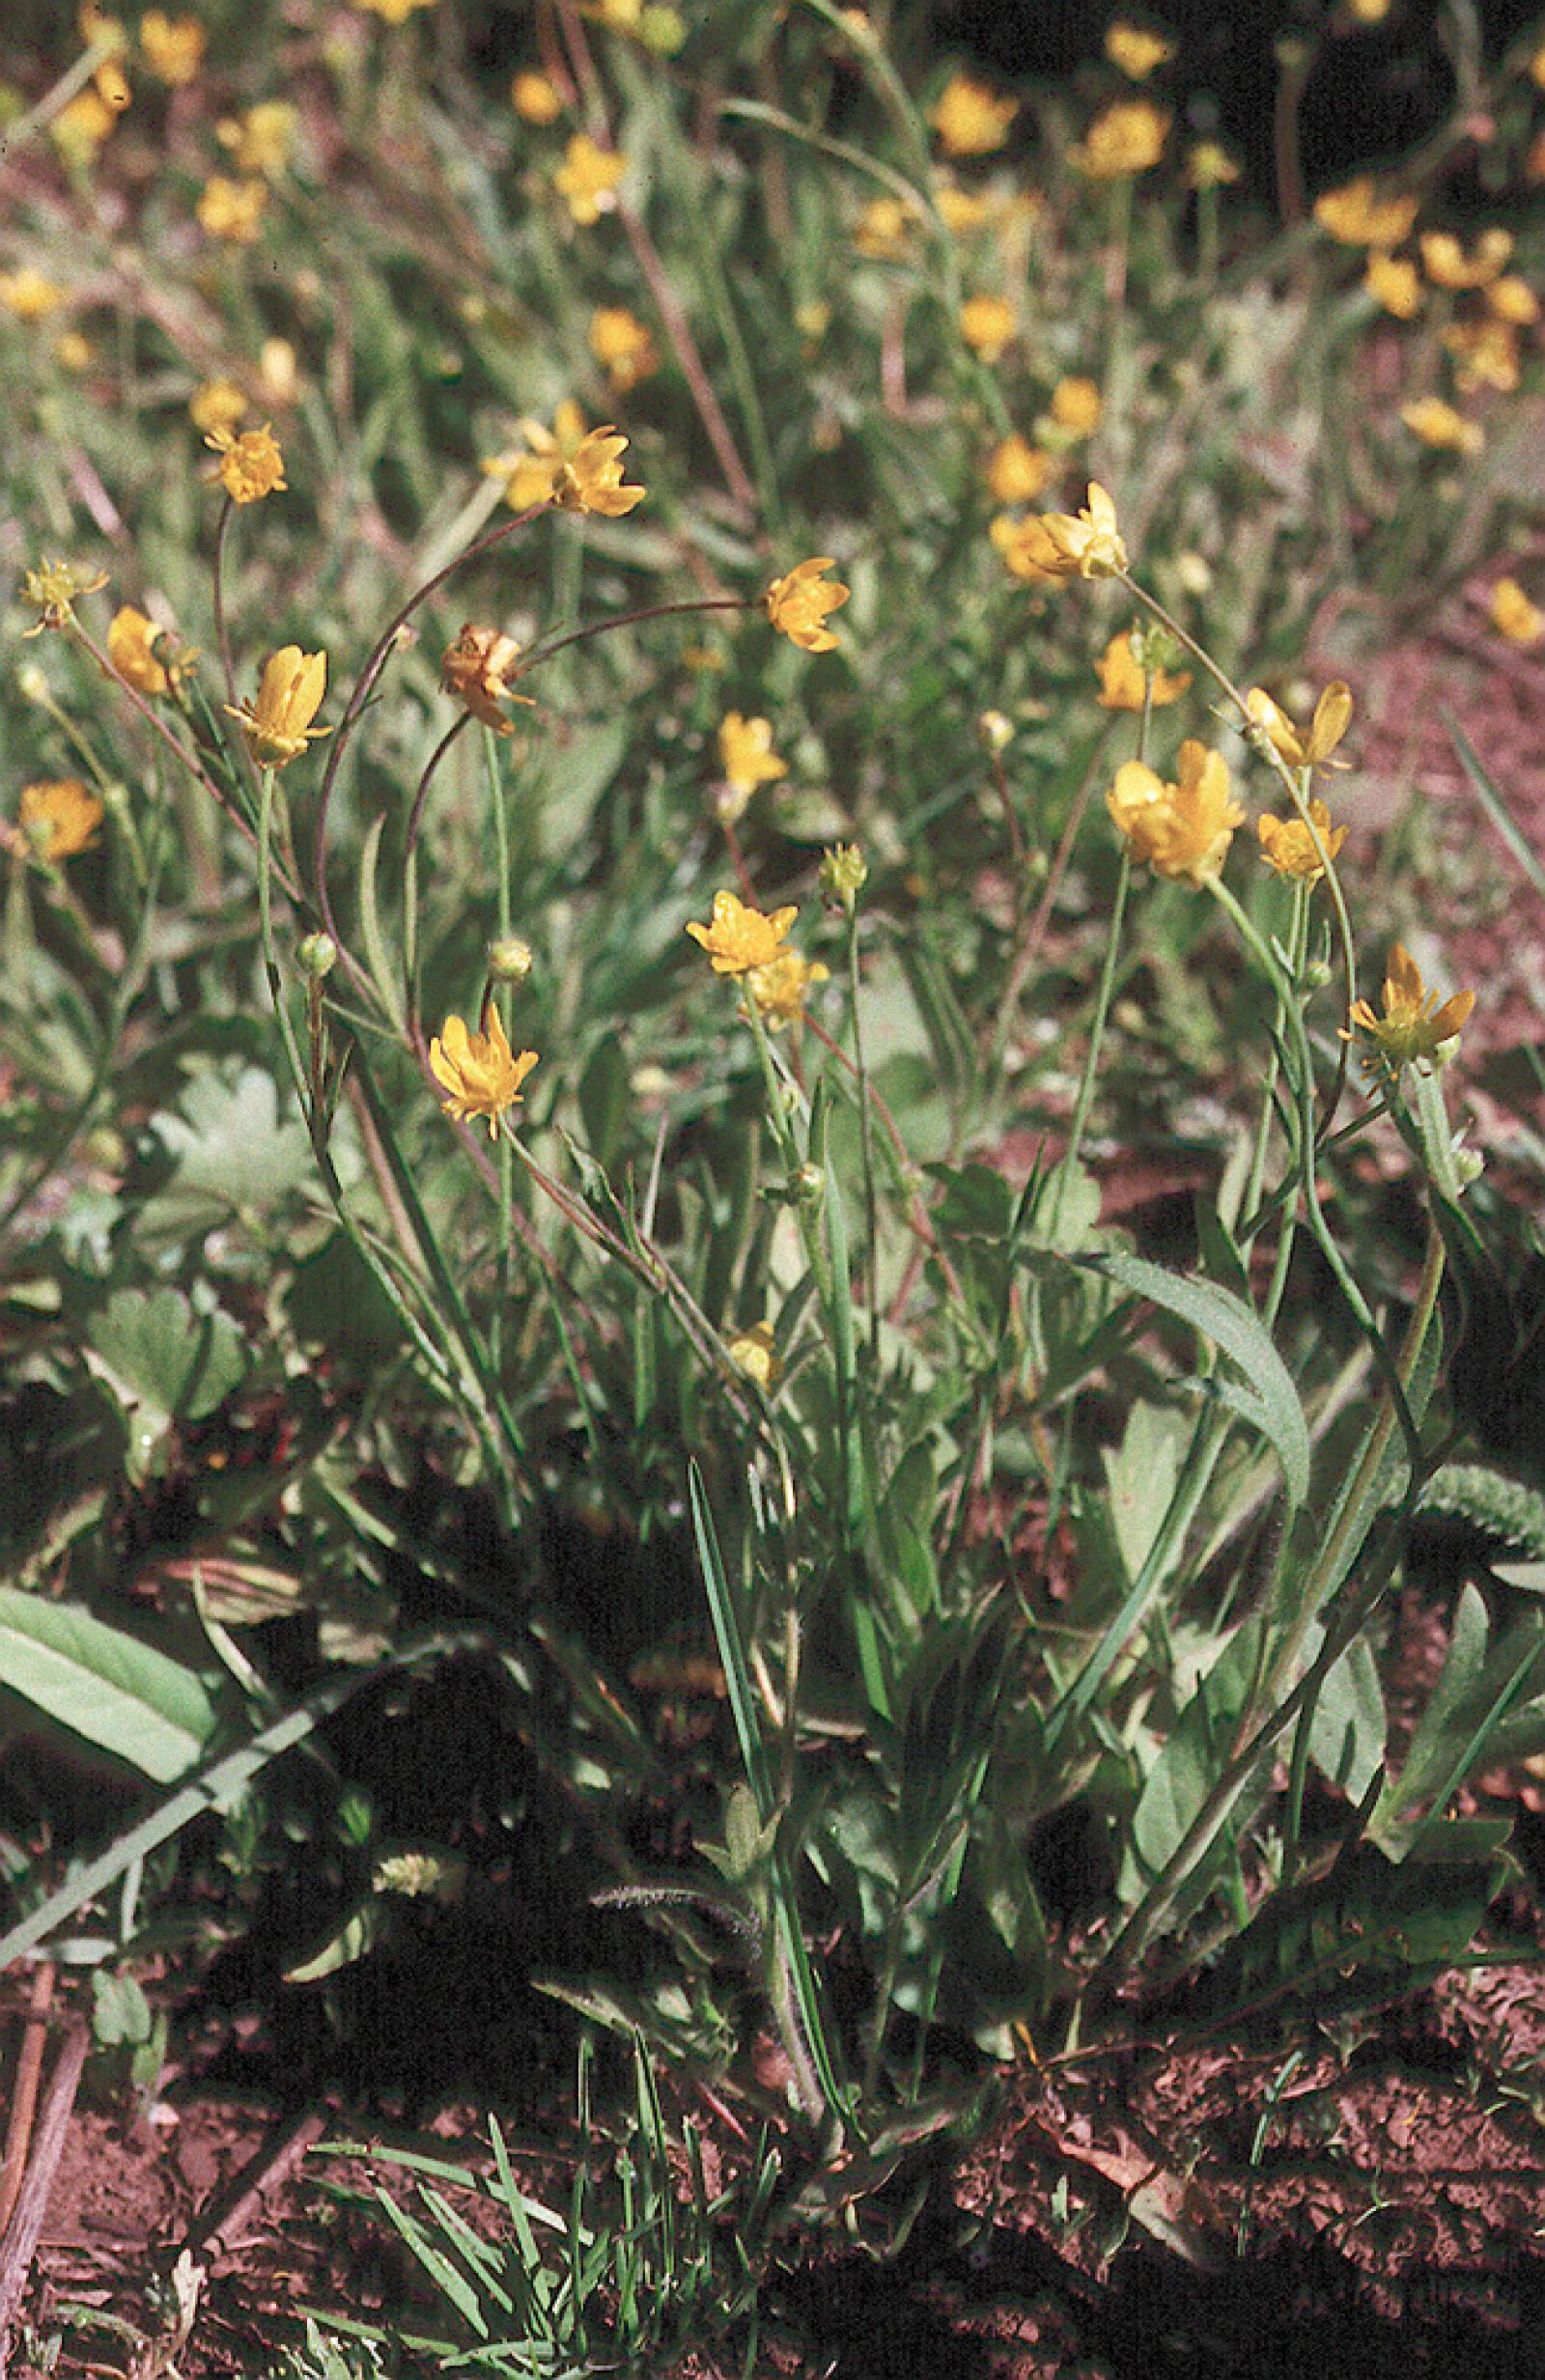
[22,557,109,634]
[511,69,563,124]
[934,176,995,234]
[1400,397,1483,455]
[484,402,589,510]
[1256,796,1348,882]
[196,175,267,243]
[1445,318,1519,395]
[1486,274,1540,326]
[1349,0,1391,18]
[1490,578,1545,644]
[1245,681,1353,771]
[746,949,829,1031]
[441,624,534,733]
[55,330,93,372]
[1364,251,1420,317]
[589,306,659,392]
[1106,741,1243,884]
[107,604,170,695]
[1008,482,1128,581]
[765,557,850,653]
[206,421,287,502]
[1096,630,1190,711]
[726,1321,781,1389]
[430,1006,537,1136]
[189,378,247,436]
[687,890,799,975]
[1312,178,1419,247]
[555,132,626,226]
[1419,227,1512,290]
[1344,943,1474,1074]
[854,195,914,260]
[986,434,1053,505]
[554,425,645,516]
[960,293,1016,363]
[718,713,788,798]
[217,101,297,179]
[0,269,68,321]
[18,779,103,862]
[1186,141,1240,190]
[929,72,1018,157]
[139,10,205,83]
[225,647,329,767]
[1104,23,1173,79]
[1070,99,1168,180]
[1051,376,1102,435]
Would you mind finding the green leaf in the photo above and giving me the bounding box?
[144,1064,312,1233]
[0,1588,216,1782]
[1082,1252,1310,1509]
[356,811,406,1035]
[1306,1631,1387,1802]
[85,1285,248,1426]
[284,1898,388,1984]
[1101,1402,1188,1588]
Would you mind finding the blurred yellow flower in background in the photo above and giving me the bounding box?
[1490,577,1545,644]
[1446,318,1519,394]
[1071,100,1169,180]
[727,1321,781,1388]
[1104,24,1173,79]
[1051,376,1102,435]
[1312,178,1418,246]
[1096,630,1190,710]
[430,1008,538,1136]
[217,101,297,178]
[352,0,438,20]
[1400,397,1483,454]
[197,176,267,242]
[960,293,1016,362]
[929,73,1017,157]
[189,378,247,435]
[1256,796,1348,881]
[139,10,205,83]
[687,890,800,974]
[854,196,914,259]
[1364,251,1420,317]
[511,70,562,124]
[1186,141,1240,189]
[986,434,1053,505]
[589,306,659,391]
[718,714,788,798]
[0,269,67,320]
[765,558,850,653]
[1419,228,1512,289]
[18,779,103,861]
[555,133,626,225]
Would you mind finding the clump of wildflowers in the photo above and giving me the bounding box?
[1312,179,1419,246]
[1070,100,1169,180]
